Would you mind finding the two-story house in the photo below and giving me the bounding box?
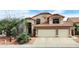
[25,12,79,38]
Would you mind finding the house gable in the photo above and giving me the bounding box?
[49,14,65,24]
[32,12,52,24]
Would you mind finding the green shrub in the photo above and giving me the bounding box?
[11,27,17,38]
[17,33,31,44]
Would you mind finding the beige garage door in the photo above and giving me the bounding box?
[37,29,56,37]
[58,29,69,37]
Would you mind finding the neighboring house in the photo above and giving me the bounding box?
[68,17,79,35]
[24,12,79,37]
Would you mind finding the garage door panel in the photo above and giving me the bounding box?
[38,29,56,37]
[58,29,69,37]
[37,29,69,37]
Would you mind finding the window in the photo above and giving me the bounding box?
[53,18,59,24]
[36,19,40,24]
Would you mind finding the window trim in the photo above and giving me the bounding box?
[36,19,40,24]
[53,18,59,24]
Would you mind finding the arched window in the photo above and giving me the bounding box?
[36,19,40,24]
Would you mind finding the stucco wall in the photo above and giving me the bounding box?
[32,14,51,24]
[49,15,64,24]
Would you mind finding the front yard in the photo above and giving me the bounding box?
[0,37,79,48]
[0,37,35,45]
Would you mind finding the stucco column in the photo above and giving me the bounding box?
[31,25,34,37]
[73,30,75,36]
[73,27,75,36]
[35,28,38,37]
[69,27,74,37]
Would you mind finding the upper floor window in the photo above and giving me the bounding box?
[53,18,59,24]
[36,19,40,24]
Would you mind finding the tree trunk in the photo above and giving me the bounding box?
[9,36,12,42]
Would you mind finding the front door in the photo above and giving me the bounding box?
[27,23,32,36]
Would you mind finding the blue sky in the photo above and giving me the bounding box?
[0,10,79,19]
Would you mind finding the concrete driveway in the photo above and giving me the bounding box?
[0,37,79,48]
[32,38,79,47]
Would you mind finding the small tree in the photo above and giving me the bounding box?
[0,18,20,42]
[11,27,17,39]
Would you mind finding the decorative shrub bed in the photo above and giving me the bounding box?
[16,33,31,44]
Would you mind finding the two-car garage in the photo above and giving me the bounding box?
[37,29,70,37]
[34,24,72,38]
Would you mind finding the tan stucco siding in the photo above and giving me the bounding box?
[32,14,51,24]
[49,16,64,24]
[27,20,34,25]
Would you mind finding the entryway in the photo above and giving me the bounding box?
[27,22,32,36]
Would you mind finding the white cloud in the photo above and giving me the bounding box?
[8,10,31,18]
[16,10,31,18]
[52,10,79,17]
[52,10,65,14]
[0,10,32,19]
[63,14,79,17]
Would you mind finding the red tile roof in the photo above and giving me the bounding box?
[32,12,52,18]
[49,14,65,18]
[68,17,79,23]
[34,22,73,27]
[25,17,34,20]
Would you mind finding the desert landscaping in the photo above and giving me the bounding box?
[0,11,79,47]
